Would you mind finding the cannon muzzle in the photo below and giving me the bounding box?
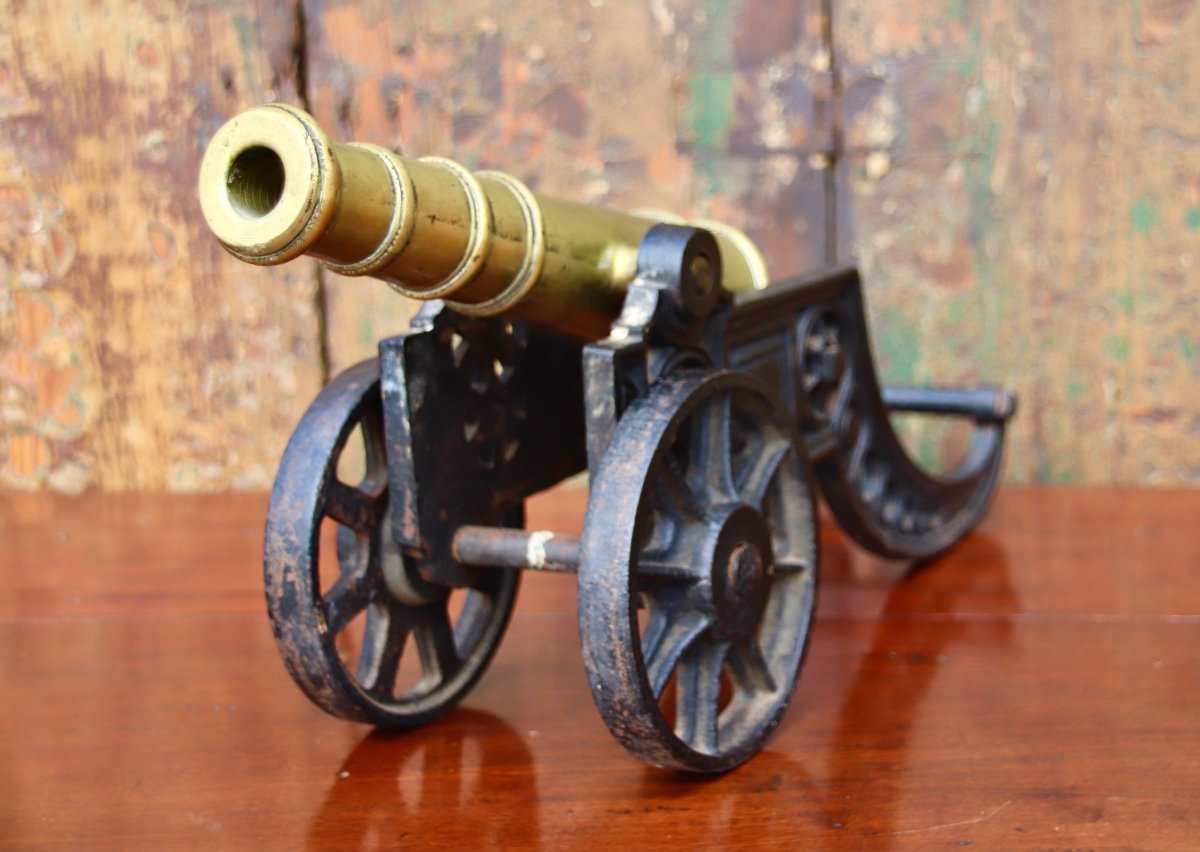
[199,104,767,339]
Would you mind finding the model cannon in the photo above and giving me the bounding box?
[200,104,1015,772]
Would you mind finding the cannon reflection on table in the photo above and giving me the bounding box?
[199,104,1016,772]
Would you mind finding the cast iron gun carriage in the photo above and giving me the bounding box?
[200,104,1015,772]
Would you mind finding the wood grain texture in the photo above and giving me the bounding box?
[3,0,1199,490]
[2,486,1198,848]
[835,0,1200,484]
[0,0,325,490]
[304,0,697,372]
[301,0,830,373]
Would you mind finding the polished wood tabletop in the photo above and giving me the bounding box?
[2,487,1198,849]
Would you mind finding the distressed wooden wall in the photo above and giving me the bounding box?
[302,0,832,374]
[0,0,325,490]
[837,0,1200,484]
[1,0,1197,490]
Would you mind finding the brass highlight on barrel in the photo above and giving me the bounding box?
[199,103,768,339]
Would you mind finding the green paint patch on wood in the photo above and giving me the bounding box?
[877,308,919,385]
[1186,207,1200,230]
[1112,291,1136,315]
[691,152,752,205]
[233,14,254,56]
[934,26,981,81]
[1182,336,1199,377]
[1067,376,1088,402]
[1130,194,1159,233]
[681,0,736,153]
[702,0,735,64]
[1037,456,1078,485]
[232,14,259,96]
[965,120,1000,245]
[1104,335,1130,362]
[685,72,735,152]
[1051,466,1076,485]
[960,26,982,79]
[962,115,1002,364]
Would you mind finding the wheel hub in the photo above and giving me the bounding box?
[725,543,764,597]
[708,504,774,640]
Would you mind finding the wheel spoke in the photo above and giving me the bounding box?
[773,556,813,574]
[652,457,704,523]
[265,362,522,725]
[356,603,410,698]
[674,638,730,754]
[334,525,363,570]
[414,604,462,683]
[325,481,385,533]
[642,595,711,700]
[322,561,374,636]
[638,481,711,582]
[637,508,675,561]
[578,371,824,770]
[726,637,776,694]
[636,466,703,568]
[689,394,736,505]
[735,436,791,507]
[635,559,704,582]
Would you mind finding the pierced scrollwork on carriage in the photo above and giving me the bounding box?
[205,102,1016,773]
[382,304,587,568]
[795,307,851,425]
[438,311,530,472]
[261,360,523,729]
[729,266,1015,561]
[250,215,1010,772]
[571,229,1014,768]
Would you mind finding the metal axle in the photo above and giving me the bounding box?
[452,526,581,573]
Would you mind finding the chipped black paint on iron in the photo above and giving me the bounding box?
[262,224,1015,770]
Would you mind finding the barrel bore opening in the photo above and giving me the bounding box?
[226,146,286,219]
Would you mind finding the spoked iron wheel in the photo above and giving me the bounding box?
[264,360,518,728]
[579,370,818,772]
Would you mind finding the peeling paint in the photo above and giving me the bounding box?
[686,72,735,152]
[839,0,1200,484]
[6,0,1200,489]
[1130,194,1160,233]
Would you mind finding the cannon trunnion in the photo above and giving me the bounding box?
[205,108,1015,772]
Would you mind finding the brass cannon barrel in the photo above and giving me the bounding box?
[199,104,767,339]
